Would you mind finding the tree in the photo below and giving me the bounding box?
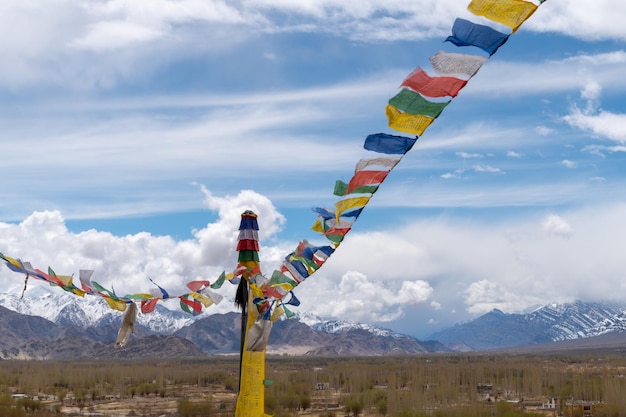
[345,397,364,417]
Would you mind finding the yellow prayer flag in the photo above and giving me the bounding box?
[386,104,434,136]
[270,305,284,322]
[71,288,86,297]
[57,274,73,287]
[335,196,370,221]
[467,0,537,32]
[311,219,325,233]
[239,260,258,270]
[249,283,265,298]
[189,291,215,307]
[4,256,23,271]
[104,297,128,311]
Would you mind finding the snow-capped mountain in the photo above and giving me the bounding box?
[0,284,195,334]
[6,284,625,355]
[430,300,626,350]
[296,311,411,339]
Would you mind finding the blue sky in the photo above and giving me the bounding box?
[1,0,626,339]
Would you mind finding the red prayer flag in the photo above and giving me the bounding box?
[347,170,389,194]
[186,280,210,292]
[236,239,260,251]
[401,67,468,98]
[141,298,159,314]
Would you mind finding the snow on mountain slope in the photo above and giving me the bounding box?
[0,284,194,334]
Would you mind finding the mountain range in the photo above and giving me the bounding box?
[430,300,626,350]
[0,285,447,359]
[2,285,626,359]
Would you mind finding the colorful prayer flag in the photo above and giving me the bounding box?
[401,67,468,98]
[386,104,435,136]
[468,0,537,33]
[364,133,417,154]
[445,18,509,55]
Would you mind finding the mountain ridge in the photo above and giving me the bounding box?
[4,285,626,357]
[0,286,444,358]
[430,300,626,350]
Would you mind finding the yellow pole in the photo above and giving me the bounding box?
[234,211,270,417]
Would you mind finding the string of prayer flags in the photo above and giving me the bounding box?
[1,0,551,355]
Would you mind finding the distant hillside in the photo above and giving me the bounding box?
[0,288,445,358]
[430,300,626,350]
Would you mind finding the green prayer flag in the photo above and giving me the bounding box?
[388,88,449,118]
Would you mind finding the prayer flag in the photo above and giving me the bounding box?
[401,67,468,98]
[468,0,537,32]
[104,297,128,311]
[429,51,487,77]
[79,270,95,292]
[355,156,402,172]
[115,302,137,348]
[386,105,435,136]
[389,89,449,118]
[364,133,417,154]
[186,280,210,292]
[149,278,170,299]
[346,170,389,194]
[141,298,159,314]
[286,292,300,307]
[236,239,260,251]
[334,180,379,196]
[445,18,509,55]
[210,271,226,289]
[335,196,370,220]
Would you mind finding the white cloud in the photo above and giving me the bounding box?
[1,0,625,91]
[542,214,573,238]
[0,190,287,301]
[506,151,523,158]
[564,108,626,144]
[561,160,577,168]
[535,126,554,136]
[456,152,483,159]
[464,280,516,314]
[297,271,433,323]
[530,0,626,41]
[472,165,504,174]
[70,20,164,51]
[440,172,458,179]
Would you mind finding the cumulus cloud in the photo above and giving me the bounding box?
[530,0,626,41]
[563,81,626,144]
[297,271,433,323]
[7,201,626,333]
[561,160,577,168]
[0,190,287,304]
[464,280,517,314]
[542,214,573,238]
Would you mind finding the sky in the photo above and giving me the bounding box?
[1,0,626,339]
